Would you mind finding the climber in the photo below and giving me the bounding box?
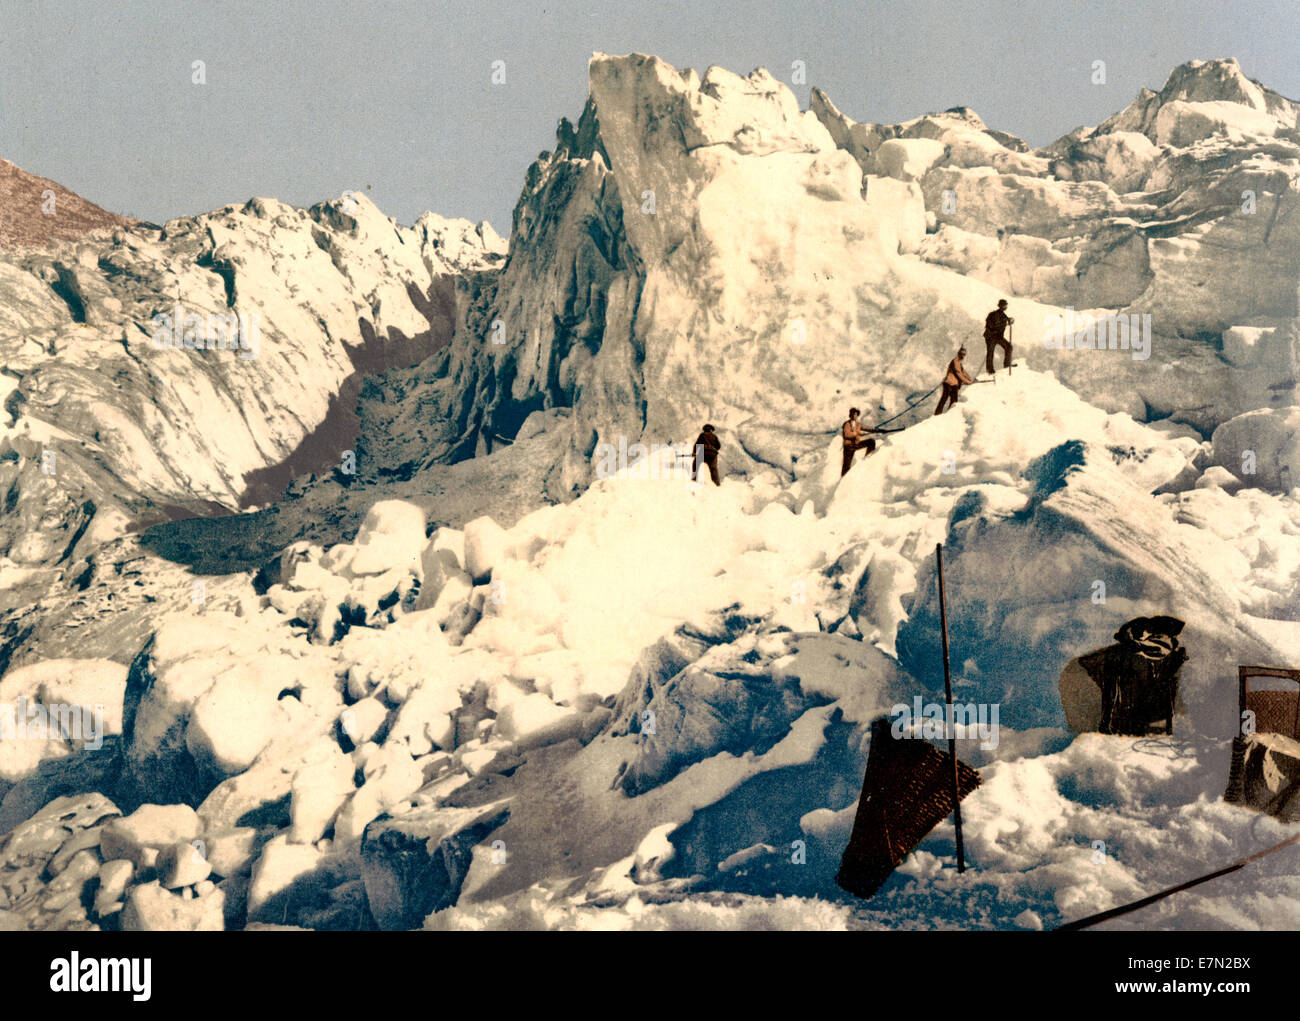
[984,298,1014,374]
[841,408,880,476]
[692,424,721,485]
[934,347,975,415]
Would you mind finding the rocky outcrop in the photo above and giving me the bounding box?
[121,879,224,931]
[1210,403,1300,491]
[0,792,120,931]
[119,614,344,808]
[360,800,509,929]
[0,157,135,250]
[612,623,832,796]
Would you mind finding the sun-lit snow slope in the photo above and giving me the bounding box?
[217,367,1300,927]
[2,327,1297,931]
[0,191,504,566]
[393,367,1300,929]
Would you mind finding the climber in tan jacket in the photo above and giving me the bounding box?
[934,347,975,415]
[841,408,882,475]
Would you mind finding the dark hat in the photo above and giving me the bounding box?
[702,424,715,432]
[997,299,1008,307]
[1115,615,1185,642]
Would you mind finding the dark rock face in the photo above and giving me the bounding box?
[666,710,865,896]
[240,274,462,509]
[617,665,827,797]
[0,742,123,837]
[118,638,208,809]
[361,800,509,930]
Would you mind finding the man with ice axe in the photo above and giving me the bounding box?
[842,407,905,475]
[984,298,1014,375]
[692,423,722,485]
[934,347,978,415]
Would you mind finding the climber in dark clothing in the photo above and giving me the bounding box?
[984,298,1014,375]
[934,347,975,415]
[841,408,879,476]
[693,424,721,485]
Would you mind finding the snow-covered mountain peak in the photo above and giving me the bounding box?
[589,51,835,164]
[0,184,505,569]
[1158,57,1272,111]
[1091,56,1300,145]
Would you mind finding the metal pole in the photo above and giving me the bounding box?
[1292,673,1300,740]
[936,543,966,873]
[1056,831,1300,931]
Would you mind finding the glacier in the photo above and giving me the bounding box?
[0,54,1298,931]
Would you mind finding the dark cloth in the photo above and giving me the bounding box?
[691,453,720,485]
[984,308,1010,342]
[934,382,961,415]
[841,437,875,475]
[984,308,1013,374]
[692,431,721,485]
[985,337,1012,374]
[1078,643,1187,736]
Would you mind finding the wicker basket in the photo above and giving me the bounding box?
[837,715,981,899]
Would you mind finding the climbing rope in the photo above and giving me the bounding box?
[873,382,944,430]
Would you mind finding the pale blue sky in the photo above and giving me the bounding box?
[2,0,1297,235]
